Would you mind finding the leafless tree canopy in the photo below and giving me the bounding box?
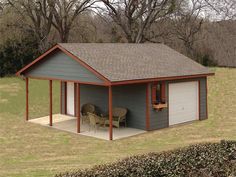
[98,0,176,43]
[205,0,236,20]
[169,0,207,57]
[5,0,53,50]
[46,0,97,42]
[0,0,235,71]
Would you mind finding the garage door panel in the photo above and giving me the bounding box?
[169,81,199,125]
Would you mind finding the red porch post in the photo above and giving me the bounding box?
[65,82,67,115]
[77,83,80,133]
[206,77,208,119]
[49,80,53,126]
[109,86,113,140]
[60,81,62,114]
[25,77,29,121]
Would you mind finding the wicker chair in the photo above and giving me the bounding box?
[88,112,105,132]
[81,103,95,124]
[87,112,100,132]
[105,107,128,128]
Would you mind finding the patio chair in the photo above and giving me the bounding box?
[105,107,128,128]
[81,103,95,124]
[87,112,103,132]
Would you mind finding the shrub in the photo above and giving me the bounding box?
[0,35,39,77]
[55,140,236,177]
[201,54,218,67]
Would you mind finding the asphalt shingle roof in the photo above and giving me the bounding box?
[59,43,212,82]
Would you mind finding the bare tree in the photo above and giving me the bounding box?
[0,2,3,11]
[98,0,176,43]
[170,0,206,58]
[46,0,96,42]
[205,0,236,20]
[5,0,53,51]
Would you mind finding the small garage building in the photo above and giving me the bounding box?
[16,43,214,140]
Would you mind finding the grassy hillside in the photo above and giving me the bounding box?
[0,68,236,177]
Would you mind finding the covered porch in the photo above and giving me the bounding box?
[17,45,150,140]
[23,78,149,140]
[29,114,146,140]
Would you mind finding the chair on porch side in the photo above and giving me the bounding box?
[105,107,128,128]
[81,103,95,124]
[87,112,104,132]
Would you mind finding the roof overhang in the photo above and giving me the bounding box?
[16,44,214,86]
[110,73,215,86]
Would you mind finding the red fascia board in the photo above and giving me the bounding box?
[110,73,215,86]
[27,76,110,86]
[16,44,111,85]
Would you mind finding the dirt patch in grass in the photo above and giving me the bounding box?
[0,98,8,103]
[0,83,21,93]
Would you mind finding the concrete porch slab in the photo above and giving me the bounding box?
[29,114,146,140]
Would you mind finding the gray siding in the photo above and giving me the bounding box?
[149,82,169,130]
[149,77,208,130]
[61,82,66,114]
[25,50,104,83]
[199,78,207,120]
[61,77,207,131]
[61,84,108,116]
[61,83,147,130]
[80,85,108,114]
[113,84,146,130]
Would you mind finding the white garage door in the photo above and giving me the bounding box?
[169,81,199,126]
[67,82,75,116]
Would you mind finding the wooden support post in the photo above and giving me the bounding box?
[198,80,201,120]
[146,83,150,130]
[77,83,80,133]
[206,77,208,119]
[60,81,62,114]
[49,80,53,126]
[109,86,113,140]
[26,77,29,121]
[65,82,67,115]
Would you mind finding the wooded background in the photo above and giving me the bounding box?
[0,0,235,77]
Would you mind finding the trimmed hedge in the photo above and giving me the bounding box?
[55,140,236,177]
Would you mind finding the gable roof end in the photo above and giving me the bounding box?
[16,45,111,84]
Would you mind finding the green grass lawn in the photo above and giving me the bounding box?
[0,67,236,177]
